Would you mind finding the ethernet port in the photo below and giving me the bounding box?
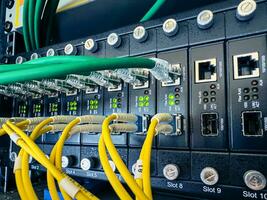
[242,111,263,137]
[132,69,150,89]
[233,52,259,80]
[201,113,218,136]
[195,58,217,83]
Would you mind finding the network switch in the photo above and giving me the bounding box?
[1,0,267,199]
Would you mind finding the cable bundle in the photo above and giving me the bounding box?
[0,56,168,85]
[0,116,104,200]
[98,113,173,200]
[0,111,173,199]
[23,0,60,51]
[22,0,166,51]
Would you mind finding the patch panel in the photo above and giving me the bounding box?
[2,0,267,199]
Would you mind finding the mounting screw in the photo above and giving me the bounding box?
[107,33,121,48]
[197,10,214,29]
[163,18,179,37]
[200,167,219,186]
[84,38,98,52]
[64,44,77,55]
[80,158,95,171]
[62,155,75,168]
[133,26,148,42]
[244,170,266,191]
[6,0,15,9]
[4,21,13,32]
[236,0,257,21]
[163,164,180,180]
[30,53,39,60]
[15,56,26,64]
[46,48,56,57]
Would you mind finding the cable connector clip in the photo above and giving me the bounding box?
[13,155,22,173]
[78,115,105,124]
[10,133,21,144]
[109,124,138,134]
[155,124,173,135]
[152,113,173,123]
[134,159,143,179]
[114,113,137,123]
[149,58,172,82]
[59,178,80,199]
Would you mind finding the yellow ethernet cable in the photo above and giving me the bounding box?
[48,118,80,200]
[139,119,158,200]
[20,118,53,199]
[16,126,52,200]
[20,117,64,200]
[48,116,104,200]
[138,113,173,199]
[0,120,29,136]
[98,136,132,200]
[20,124,54,200]
[6,121,98,200]
[47,145,60,200]
[3,121,99,200]
[0,119,50,200]
[99,114,150,200]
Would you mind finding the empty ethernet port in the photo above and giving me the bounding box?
[195,58,217,83]
[201,113,218,136]
[233,52,259,80]
[242,111,263,137]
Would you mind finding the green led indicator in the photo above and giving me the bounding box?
[138,95,150,107]
[168,100,175,106]
[34,104,41,113]
[50,103,58,112]
[112,98,117,103]
[112,103,117,108]
[68,101,78,111]
[19,105,27,114]
[139,102,144,107]
[168,93,175,100]
[138,96,144,101]
[88,99,99,110]
[144,96,150,101]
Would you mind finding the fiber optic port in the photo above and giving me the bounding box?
[175,114,183,135]
[136,115,151,134]
[233,52,259,80]
[195,58,217,83]
[201,113,218,136]
[241,111,263,137]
